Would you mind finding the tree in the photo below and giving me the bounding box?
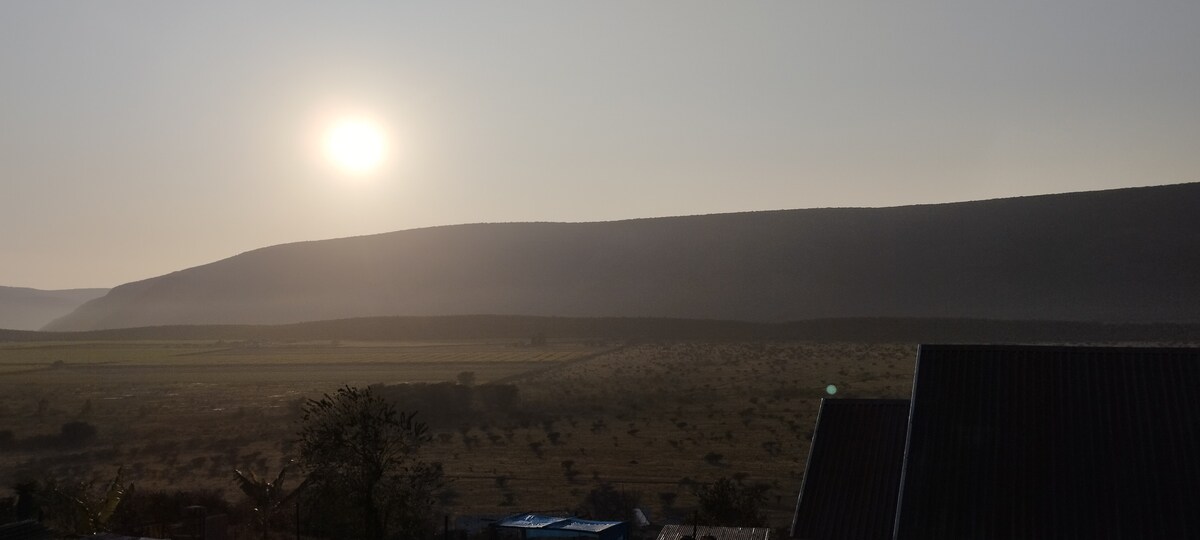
[233,463,307,540]
[693,477,767,527]
[297,386,444,540]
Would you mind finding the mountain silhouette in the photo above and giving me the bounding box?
[44,183,1200,331]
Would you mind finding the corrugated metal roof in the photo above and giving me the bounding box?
[91,534,168,540]
[497,514,624,533]
[554,518,624,533]
[657,524,770,540]
[894,344,1200,539]
[498,514,571,529]
[790,399,910,540]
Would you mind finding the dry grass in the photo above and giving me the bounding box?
[0,339,915,529]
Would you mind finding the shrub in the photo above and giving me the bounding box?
[59,421,97,448]
[692,477,768,527]
[576,483,641,522]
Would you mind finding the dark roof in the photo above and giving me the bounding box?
[91,534,168,540]
[0,520,53,540]
[895,344,1200,539]
[790,399,910,540]
[658,524,771,540]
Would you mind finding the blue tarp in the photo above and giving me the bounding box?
[496,514,628,540]
[498,515,575,529]
[553,518,621,533]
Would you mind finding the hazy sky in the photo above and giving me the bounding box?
[2,2,1198,289]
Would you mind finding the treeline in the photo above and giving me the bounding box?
[6,315,1200,344]
[368,381,519,427]
[0,421,96,452]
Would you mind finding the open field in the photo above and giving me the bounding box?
[0,340,604,384]
[2,338,915,529]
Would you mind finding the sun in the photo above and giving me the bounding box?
[323,118,386,174]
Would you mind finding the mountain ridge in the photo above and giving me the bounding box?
[45,182,1200,331]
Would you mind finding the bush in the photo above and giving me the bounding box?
[576,483,641,522]
[110,489,237,535]
[59,421,97,448]
[693,477,768,527]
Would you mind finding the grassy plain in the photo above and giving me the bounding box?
[0,338,916,529]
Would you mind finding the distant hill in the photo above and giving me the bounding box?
[45,183,1200,331]
[0,286,108,330]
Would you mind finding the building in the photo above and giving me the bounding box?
[793,345,1200,539]
[790,399,909,540]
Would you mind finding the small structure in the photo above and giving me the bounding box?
[656,524,770,540]
[495,514,628,540]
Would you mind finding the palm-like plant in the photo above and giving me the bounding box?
[47,467,130,535]
[233,463,307,540]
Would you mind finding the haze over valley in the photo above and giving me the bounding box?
[0,287,107,331]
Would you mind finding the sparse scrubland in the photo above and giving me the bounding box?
[0,337,919,534]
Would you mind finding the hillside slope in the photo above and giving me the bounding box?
[45,183,1200,331]
[0,286,109,330]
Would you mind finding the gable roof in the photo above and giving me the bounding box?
[790,399,910,540]
[657,524,770,540]
[894,344,1200,539]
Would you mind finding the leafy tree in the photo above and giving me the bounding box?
[233,463,307,540]
[298,385,444,540]
[693,477,767,527]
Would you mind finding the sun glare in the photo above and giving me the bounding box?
[323,119,386,174]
